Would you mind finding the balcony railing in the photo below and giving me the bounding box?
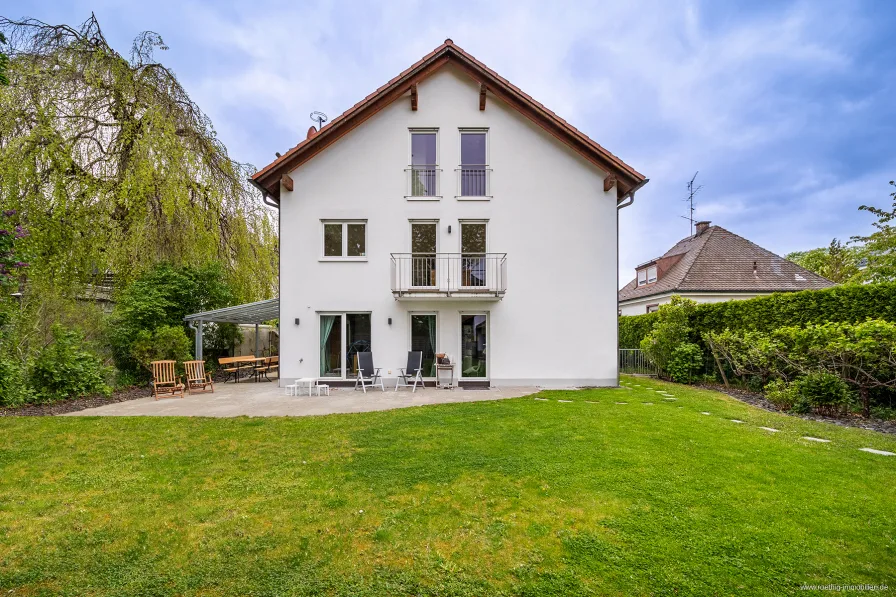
[456,165,492,197]
[390,253,507,298]
[405,164,441,198]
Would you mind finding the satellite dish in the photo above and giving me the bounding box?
[310,111,328,131]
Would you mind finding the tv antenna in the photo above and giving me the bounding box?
[680,171,703,235]
[310,111,328,131]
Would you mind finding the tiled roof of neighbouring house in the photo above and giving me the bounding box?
[618,224,835,302]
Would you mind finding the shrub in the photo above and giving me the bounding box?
[30,325,110,402]
[764,379,797,410]
[129,325,192,373]
[640,296,697,376]
[619,312,658,349]
[0,356,33,407]
[793,372,853,416]
[667,342,704,384]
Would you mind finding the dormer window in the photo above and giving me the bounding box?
[637,265,657,286]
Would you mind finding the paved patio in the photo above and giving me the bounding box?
[63,382,539,417]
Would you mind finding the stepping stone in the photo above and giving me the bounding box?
[859,448,895,456]
[662,397,676,401]
[759,427,780,432]
[802,437,831,443]
[730,420,744,424]
[558,400,573,403]
[700,412,711,415]
[585,401,598,404]
[534,398,548,401]
[615,402,628,405]
[642,402,654,405]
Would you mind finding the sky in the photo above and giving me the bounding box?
[5,0,896,286]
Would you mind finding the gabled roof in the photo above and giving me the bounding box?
[252,39,647,201]
[618,225,835,302]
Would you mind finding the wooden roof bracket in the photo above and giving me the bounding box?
[281,173,294,192]
[410,84,418,111]
[603,174,617,193]
[479,83,487,110]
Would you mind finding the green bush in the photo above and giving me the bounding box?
[619,311,658,349]
[129,325,192,373]
[764,379,797,410]
[640,296,697,377]
[792,372,853,415]
[667,342,704,384]
[0,356,33,407]
[30,325,110,402]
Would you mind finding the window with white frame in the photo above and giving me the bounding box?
[322,221,367,258]
[409,129,439,197]
[459,129,489,197]
[646,304,659,313]
[637,269,647,286]
[637,265,657,286]
[647,266,657,283]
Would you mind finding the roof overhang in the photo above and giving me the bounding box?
[183,298,280,325]
[252,40,647,202]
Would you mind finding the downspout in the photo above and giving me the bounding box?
[248,177,281,210]
[615,177,648,385]
[187,320,204,361]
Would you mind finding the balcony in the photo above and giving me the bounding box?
[390,253,507,299]
[405,165,442,198]
[456,165,492,198]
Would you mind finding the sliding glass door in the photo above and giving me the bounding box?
[461,313,487,379]
[320,313,371,378]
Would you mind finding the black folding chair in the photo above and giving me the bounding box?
[354,351,384,393]
[395,351,425,392]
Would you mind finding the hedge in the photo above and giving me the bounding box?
[618,282,896,348]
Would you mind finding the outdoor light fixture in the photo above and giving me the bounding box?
[448,225,452,233]
[388,317,392,325]
[294,318,300,326]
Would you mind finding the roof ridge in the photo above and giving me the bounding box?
[678,227,715,286]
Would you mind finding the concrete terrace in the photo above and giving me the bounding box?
[64,383,539,417]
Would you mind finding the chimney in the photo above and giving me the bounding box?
[695,221,710,235]
[306,126,318,140]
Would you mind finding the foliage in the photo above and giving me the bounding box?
[764,379,797,410]
[128,325,191,373]
[852,180,896,283]
[639,296,697,376]
[0,31,7,86]
[2,381,896,594]
[0,14,277,301]
[110,262,236,375]
[618,311,657,348]
[785,238,862,284]
[0,209,28,289]
[708,319,896,416]
[29,325,110,402]
[666,342,704,384]
[0,355,32,406]
[790,372,853,415]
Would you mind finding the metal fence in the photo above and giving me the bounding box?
[619,349,656,376]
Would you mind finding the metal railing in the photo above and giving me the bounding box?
[619,349,657,376]
[456,165,491,197]
[405,165,441,197]
[390,252,507,297]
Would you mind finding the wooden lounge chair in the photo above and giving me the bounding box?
[151,360,185,400]
[184,360,215,394]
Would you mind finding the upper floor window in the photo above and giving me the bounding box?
[459,129,489,197]
[408,130,439,198]
[637,265,657,286]
[323,221,367,259]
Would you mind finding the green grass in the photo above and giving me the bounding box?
[1,377,895,596]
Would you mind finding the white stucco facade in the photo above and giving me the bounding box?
[618,292,773,316]
[278,66,621,388]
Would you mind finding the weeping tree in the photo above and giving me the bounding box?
[0,14,277,304]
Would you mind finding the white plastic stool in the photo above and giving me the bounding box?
[315,383,330,396]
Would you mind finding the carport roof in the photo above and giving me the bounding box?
[183,298,279,325]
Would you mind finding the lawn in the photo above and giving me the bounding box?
[1,378,894,596]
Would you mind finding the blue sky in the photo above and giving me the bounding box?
[5,0,896,285]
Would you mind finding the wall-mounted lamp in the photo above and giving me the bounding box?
[294,318,300,326]
[448,225,452,234]
[388,317,392,325]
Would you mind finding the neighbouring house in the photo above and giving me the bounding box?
[251,39,647,388]
[618,221,834,316]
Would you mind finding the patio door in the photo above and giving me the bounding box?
[460,313,488,379]
[411,221,437,288]
[320,312,371,378]
[409,313,437,379]
[460,221,487,288]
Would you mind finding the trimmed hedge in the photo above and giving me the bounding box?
[619,282,896,348]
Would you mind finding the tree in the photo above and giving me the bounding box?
[0,15,277,301]
[640,296,698,377]
[0,32,8,85]
[852,180,896,283]
[785,238,862,284]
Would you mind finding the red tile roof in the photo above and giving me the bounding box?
[252,39,647,200]
[618,225,835,302]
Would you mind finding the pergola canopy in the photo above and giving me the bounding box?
[184,298,279,325]
[184,298,279,359]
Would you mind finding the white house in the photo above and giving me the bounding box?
[618,221,834,316]
[251,40,647,388]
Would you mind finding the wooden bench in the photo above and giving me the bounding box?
[218,356,248,383]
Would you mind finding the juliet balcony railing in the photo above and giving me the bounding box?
[390,253,508,299]
[456,165,492,198]
[405,164,442,198]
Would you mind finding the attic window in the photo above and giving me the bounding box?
[638,266,658,286]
